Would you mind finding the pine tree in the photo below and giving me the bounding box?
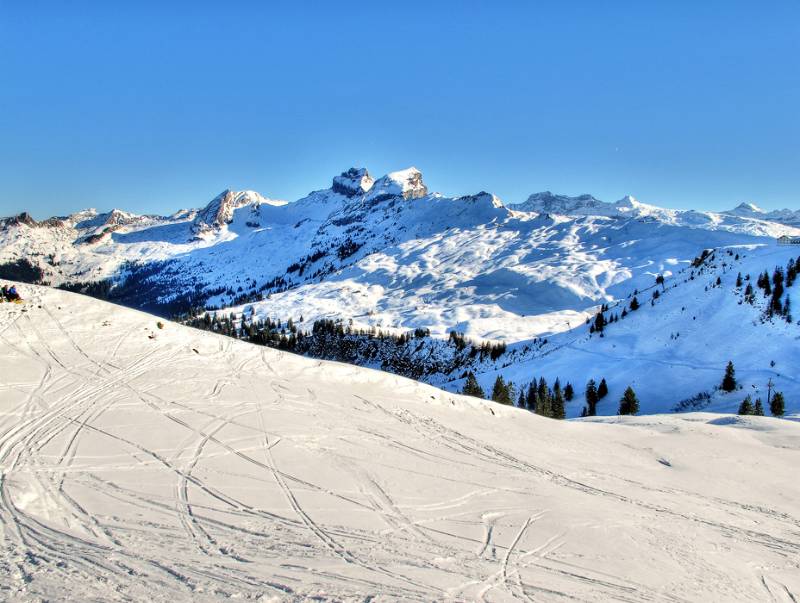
[736,272,743,288]
[462,372,485,399]
[721,361,737,392]
[618,386,639,415]
[585,379,599,416]
[770,391,785,417]
[784,295,792,323]
[738,395,753,415]
[629,296,640,311]
[593,312,606,334]
[551,386,566,419]
[491,376,513,405]
[517,390,526,408]
[753,398,765,416]
[536,378,552,417]
[526,381,538,412]
[564,382,574,401]
[597,378,608,400]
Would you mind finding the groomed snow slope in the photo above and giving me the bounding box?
[1,285,800,602]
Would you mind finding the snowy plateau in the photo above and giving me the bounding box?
[2,168,800,600]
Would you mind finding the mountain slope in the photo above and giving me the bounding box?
[1,285,800,601]
[458,242,800,417]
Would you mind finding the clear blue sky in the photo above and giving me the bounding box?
[2,1,798,219]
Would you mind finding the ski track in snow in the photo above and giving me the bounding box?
[1,286,799,601]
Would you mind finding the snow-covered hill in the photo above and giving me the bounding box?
[457,242,800,417]
[3,167,797,343]
[2,285,800,601]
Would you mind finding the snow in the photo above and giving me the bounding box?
[1,285,800,601]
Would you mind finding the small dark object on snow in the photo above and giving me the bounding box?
[192,348,199,354]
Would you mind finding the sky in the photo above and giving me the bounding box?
[1,1,798,219]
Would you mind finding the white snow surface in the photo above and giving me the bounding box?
[1,285,800,601]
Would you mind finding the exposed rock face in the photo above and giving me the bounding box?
[332,168,374,197]
[365,168,428,203]
[1,212,39,228]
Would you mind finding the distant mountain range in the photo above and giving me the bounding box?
[1,167,798,342]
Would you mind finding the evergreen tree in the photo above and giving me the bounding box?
[526,381,538,412]
[585,379,599,416]
[753,398,765,416]
[597,378,609,400]
[563,382,574,401]
[461,372,485,399]
[770,391,785,417]
[517,390,526,408]
[629,296,640,311]
[738,395,753,415]
[721,361,737,392]
[551,387,566,419]
[536,378,552,417]
[618,386,639,415]
[491,376,513,405]
[736,272,743,288]
[593,312,606,334]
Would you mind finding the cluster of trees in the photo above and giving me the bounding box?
[463,374,643,419]
[184,312,508,382]
[750,256,800,322]
[462,373,571,419]
[738,392,784,417]
[61,260,209,317]
[0,258,45,284]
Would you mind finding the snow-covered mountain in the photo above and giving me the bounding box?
[2,167,798,344]
[723,201,800,227]
[2,285,799,601]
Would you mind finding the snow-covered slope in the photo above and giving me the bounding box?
[2,168,798,342]
[458,241,800,417]
[2,285,800,601]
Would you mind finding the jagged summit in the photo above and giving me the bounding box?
[194,189,286,231]
[331,167,374,197]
